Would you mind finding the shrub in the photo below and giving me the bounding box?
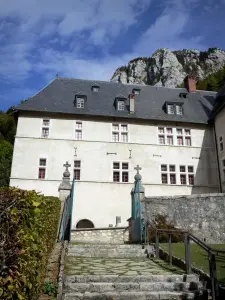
[0,187,61,299]
[148,214,184,243]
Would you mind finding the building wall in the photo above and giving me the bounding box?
[10,113,219,227]
[143,194,225,243]
[215,107,225,192]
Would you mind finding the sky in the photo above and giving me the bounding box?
[0,0,225,111]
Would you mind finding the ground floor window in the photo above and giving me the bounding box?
[76,219,94,228]
[113,162,129,183]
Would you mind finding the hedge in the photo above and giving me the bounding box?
[0,187,61,299]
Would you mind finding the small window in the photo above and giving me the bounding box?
[180,166,186,172]
[121,125,128,132]
[177,136,183,146]
[74,160,81,180]
[166,128,172,134]
[118,100,125,111]
[121,133,128,142]
[169,165,175,172]
[76,97,85,108]
[188,166,194,173]
[170,174,176,184]
[176,105,183,115]
[132,88,140,95]
[42,128,49,138]
[113,124,119,131]
[41,119,50,138]
[188,175,194,185]
[38,158,46,179]
[161,165,167,171]
[167,104,174,114]
[158,127,164,133]
[75,121,82,140]
[177,128,183,135]
[92,85,99,92]
[185,137,191,146]
[180,174,186,185]
[161,174,168,184]
[112,132,119,142]
[43,119,50,126]
[112,124,128,142]
[113,162,129,183]
[185,129,191,135]
[167,136,173,145]
[159,135,165,145]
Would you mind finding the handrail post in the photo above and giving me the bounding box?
[169,234,172,265]
[155,230,159,258]
[184,233,191,274]
[209,252,218,300]
[147,223,150,245]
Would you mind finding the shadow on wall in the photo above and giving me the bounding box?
[76,219,95,228]
[191,126,219,194]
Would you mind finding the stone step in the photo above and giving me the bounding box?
[63,290,202,300]
[63,281,202,293]
[69,244,145,249]
[67,253,147,258]
[68,251,146,255]
[65,274,199,284]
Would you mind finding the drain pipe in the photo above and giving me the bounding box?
[213,125,222,193]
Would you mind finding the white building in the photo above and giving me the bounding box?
[10,76,224,228]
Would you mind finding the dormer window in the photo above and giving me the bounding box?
[176,105,183,115]
[179,92,187,99]
[166,102,183,115]
[77,97,84,108]
[167,104,174,115]
[92,84,100,92]
[132,88,140,95]
[118,100,125,111]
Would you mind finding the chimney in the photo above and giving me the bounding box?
[184,75,196,93]
[129,93,135,113]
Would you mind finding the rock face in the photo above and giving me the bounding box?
[111,48,225,88]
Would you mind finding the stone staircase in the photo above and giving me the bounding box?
[62,243,208,299]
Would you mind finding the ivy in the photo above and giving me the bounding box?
[0,187,61,299]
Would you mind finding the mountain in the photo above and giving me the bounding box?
[111,48,225,88]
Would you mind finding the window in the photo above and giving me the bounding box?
[41,119,50,138]
[219,136,224,152]
[158,127,173,145]
[166,103,183,115]
[118,100,125,111]
[113,162,129,183]
[179,165,194,185]
[132,88,140,95]
[176,105,183,115]
[167,104,174,114]
[161,164,176,184]
[158,127,191,146]
[76,97,85,108]
[112,124,128,142]
[180,165,186,173]
[38,158,46,179]
[75,121,82,140]
[92,85,99,92]
[74,160,81,180]
[177,136,183,146]
[180,174,186,185]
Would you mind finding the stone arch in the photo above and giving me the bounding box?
[76,219,94,229]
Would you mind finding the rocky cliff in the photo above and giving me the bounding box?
[111,48,225,88]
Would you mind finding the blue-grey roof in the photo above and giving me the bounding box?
[16,77,217,124]
[210,83,225,119]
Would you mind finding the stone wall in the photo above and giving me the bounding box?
[143,193,225,243]
[71,227,129,244]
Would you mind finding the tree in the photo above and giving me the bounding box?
[0,111,16,144]
[0,140,13,187]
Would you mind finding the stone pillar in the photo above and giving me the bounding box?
[57,161,72,240]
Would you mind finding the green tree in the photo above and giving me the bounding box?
[0,140,13,187]
[0,111,16,144]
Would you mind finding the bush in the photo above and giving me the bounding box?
[148,214,184,243]
[0,187,61,299]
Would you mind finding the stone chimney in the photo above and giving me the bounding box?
[129,93,135,113]
[184,75,196,93]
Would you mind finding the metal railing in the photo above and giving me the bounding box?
[144,226,225,300]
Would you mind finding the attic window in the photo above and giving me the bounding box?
[166,102,183,115]
[132,88,140,95]
[118,100,125,111]
[92,85,100,92]
[179,93,187,99]
[76,96,85,108]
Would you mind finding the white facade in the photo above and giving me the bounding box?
[10,113,220,228]
[215,107,225,192]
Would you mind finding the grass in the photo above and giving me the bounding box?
[160,243,225,285]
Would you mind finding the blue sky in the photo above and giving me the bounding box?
[0,0,225,111]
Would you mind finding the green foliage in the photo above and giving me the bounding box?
[148,214,183,243]
[43,280,57,296]
[0,112,16,144]
[0,188,61,299]
[0,141,13,187]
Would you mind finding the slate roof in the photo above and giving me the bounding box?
[210,83,225,120]
[16,77,217,124]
